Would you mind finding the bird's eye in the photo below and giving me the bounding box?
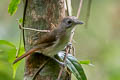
[67,20,72,24]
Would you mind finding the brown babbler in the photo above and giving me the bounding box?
[13,16,83,64]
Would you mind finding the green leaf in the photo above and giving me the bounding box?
[0,40,17,63]
[16,18,23,24]
[18,18,23,24]
[12,47,24,79]
[0,40,16,48]
[12,60,21,79]
[0,40,24,79]
[79,60,90,65]
[0,40,16,78]
[58,51,87,80]
[8,0,21,16]
[79,60,94,66]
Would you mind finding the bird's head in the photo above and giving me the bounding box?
[61,16,83,29]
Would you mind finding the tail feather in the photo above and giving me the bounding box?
[13,48,39,64]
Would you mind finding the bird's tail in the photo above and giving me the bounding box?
[13,48,39,64]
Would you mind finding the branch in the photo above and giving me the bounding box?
[66,0,72,16]
[77,0,83,18]
[19,23,50,32]
[69,0,83,45]
[57,0,84,79]
[57,45,70,80]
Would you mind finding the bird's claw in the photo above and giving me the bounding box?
[52,57,66,67]
[64,42,72,50]
[58,62,66,67]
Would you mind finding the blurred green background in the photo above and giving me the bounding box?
[0,0,120,80]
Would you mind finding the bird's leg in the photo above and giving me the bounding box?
[63,42,72,52]
[66,42,75,56]
[52,57,65,67]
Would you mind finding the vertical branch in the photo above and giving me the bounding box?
[22,0,28,47]
[66,0,72,16]
[57,1,84,79]
[70,0,83,44]
[77,0,83,18]
[57,1,73,79]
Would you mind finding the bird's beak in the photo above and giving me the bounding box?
[75,19,84,24]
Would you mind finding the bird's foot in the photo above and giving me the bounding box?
[52,58,66,67]
[67,42,72,48]
[64,42,72,50]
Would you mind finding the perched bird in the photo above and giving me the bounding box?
[13,16,83,64]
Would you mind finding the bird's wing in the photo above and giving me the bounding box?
[34,30,58,48]
[13,30,58,64]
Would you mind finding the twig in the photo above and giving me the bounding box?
[19,23,50,32]
[50,23,56,29]
[77,0,83,18]
[57,0,73,79]
[69,27,76,43]
[69,0,83,54]
[70,0,83,45]
[66,0,72,16]
[57,0,83,79]
[64,0,67,11]
[16,30,22,58]
[16,19,51,33]
[19,24,50,32]
[57,46,70,80]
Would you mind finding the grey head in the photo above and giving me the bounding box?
[60,16,83,29]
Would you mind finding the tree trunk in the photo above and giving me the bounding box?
[23,0,70,80]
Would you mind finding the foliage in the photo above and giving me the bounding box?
[8,0,21,15]
[0,40,24,79]
[7,0,89,80]
[8,0,24,77]
[1,0,120,80]
[58,51,87,80]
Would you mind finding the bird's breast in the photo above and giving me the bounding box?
[42,32,70,57]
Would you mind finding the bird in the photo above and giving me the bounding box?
[13,16,83,64]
